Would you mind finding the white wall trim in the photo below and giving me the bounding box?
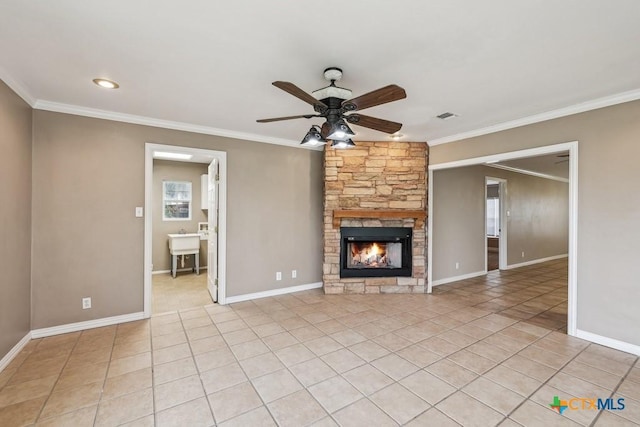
[431,271,487,287]
[503,254,568,270]
[0,333,32,373]
[576,329,640,356]
[0,66,36,107]
[428,88,640,146]
[429,142,578,171]
[485,164,569,183]
[152,267,208,275]
[34,100,320,150]
[31,312,145,339]
[145,144,228,314]
[567,141,579,336]
[427,169,434,294]
[214,152,228,305]
[428,140,578,337]
[225,282,323,304]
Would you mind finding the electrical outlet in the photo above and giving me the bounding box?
[292,270,297,278]
[521,251,525,258]
[276,272,282,281]
[82,297,92,309]
[455,262,459,270]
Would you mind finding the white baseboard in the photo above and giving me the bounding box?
[225,282,323,304]
[431,270,487,287]
[152,266,208,275]
[0,332,32,373]
[504,253,568,270]
[576,329,640,356]
[31,312,145,339]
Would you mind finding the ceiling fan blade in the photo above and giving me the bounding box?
[342,84,406,112]
[345,114,402,134]
[257,114,318,123]
[272,81,327,108]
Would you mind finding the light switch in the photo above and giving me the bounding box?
[135,207,144,217]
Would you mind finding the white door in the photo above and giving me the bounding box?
[207,159,219,302]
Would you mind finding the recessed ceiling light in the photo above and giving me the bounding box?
[154,151,193,160]
[389,133,404,141]
[92,78,119,89]
[436,112,458,120]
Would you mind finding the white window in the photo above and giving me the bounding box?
[486,198,500,237]
[163,181,192,221]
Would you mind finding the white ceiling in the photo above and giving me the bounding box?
[1,1,639,147]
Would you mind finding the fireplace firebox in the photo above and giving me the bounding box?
[340,227,412,278]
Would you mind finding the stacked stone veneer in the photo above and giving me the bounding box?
[323,142,428,294]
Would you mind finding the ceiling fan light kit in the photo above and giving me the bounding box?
[300,125,328,146]
[331,139,356,149]
[257,67,406,148]
[327,119,356,140]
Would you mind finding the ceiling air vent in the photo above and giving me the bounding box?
[437,112,458,120]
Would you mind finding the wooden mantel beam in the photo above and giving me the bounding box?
[332,209,426,229]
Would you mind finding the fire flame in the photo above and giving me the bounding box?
[365,243,380,262]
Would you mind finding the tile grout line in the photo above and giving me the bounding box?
[208,305,284,426]
[588,355,640,426]
[501,340,601,424]
[148,317,160,426]
[92,327,116,427]
[184,308,221,426]
[31,332,83,424]
[113,320,155,426]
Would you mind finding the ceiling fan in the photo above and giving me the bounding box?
[555,154,570,164]
[257,67,407,148]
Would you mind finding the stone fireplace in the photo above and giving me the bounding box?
[323,142,428,294]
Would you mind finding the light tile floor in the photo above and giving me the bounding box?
[1,260,639,426]
[152,272,213,314]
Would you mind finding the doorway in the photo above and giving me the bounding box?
[427,141,578,336]
[144,143,227,317]
[485,177,507,272]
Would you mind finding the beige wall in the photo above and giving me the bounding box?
[0,81,32,359]
[31,111,323,329]
[430,99,640,346]
[432,165,568,281]
[152,160,208,271]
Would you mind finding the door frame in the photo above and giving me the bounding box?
[144,143,228,317]
[485,177,508,271]
[427,140,578,337]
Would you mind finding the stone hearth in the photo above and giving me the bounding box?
[323,142,428,294]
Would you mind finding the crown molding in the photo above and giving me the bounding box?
[32,100,321,150]
[428,88,640,146]
[485,163,569,183]
[0,67,36,107]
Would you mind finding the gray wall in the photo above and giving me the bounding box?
[31,110,323,329]
[0,81,32,359]
[432,165,568,281]
[152,160,208,271]
[430,99,640,346]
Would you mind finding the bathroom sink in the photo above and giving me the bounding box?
[168,233,200,253]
